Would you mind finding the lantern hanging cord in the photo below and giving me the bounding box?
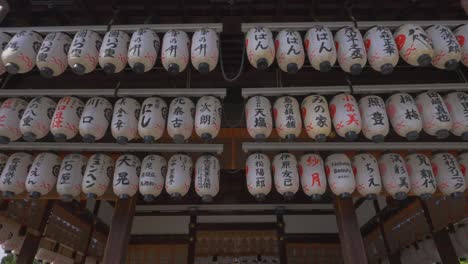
[106,7,120,32]
[219,37,246,82]
[345,0,358,28]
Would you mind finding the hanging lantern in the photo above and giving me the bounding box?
[426,25,461,70]
[36,32,72,78]
[359,95,389,142]
[245,26,275,70]
[79,97,113,143]
[304,26,336,72]
[379,153,410,200]
[138,97,167,144]
[161,29,190,75]
[431,152,466,197]
[454,25,468,67]
[195,96,222,141]
[405,153,436,200]
[273,96,302,141]
[82,153,114,199]
[113,154,140,199]
[245,96,273,141]
[301,95,331,142]
[363,26,399,75]
[415,92,452,139]
[0,153,33,197]
[191,28,219,73]
[167,97,194,143]
[98,30,130,74]
[393,24,433,66]
[56,154,87,201]
[0,217,18,244]
[325,153,355,198]
[195,155,220,202]
[25,152,61,199]
[245,153,272,201]
[165,154,193,199]
[50,96,84,142]
[0,32,11,76]
[275,29,305,73]
[68,30,102,75]
[128,28,159,73]
[0,98,28,143]
[330,93,362,141]
[299,154,327,200]
[458,152,468,185]
[444,92,468,140]
[334,26,367,75]
[139,155,166,202]
[2,30,43,74]
[20,97,56,142]
[272,153,299,200]
[386,93,422,140]
[0,153,7,175]
[352,153,382,200]
[111,97,141,144]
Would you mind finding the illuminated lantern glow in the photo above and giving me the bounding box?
[56,154,87,201]
[195,96,222,141]
[0,217,19,244]
[352,153,382,199]
[273,153,299,200]
[275,29,305,73]
[195,155,220,202]
[415,92,452,139]
[98,30,130,74]
[393,24,433,67]
[139,155,166,202]
[273,96,302,141]
[359,95,389,142]
[0,32,11,76]
[245,26,275,70]
[36,32,72,78]
[246,153,272,201]
[191,28,219,73]
[325,153,355,198]
[161,30,190,75]
[82,153,114,199]
[458,152,468,185]
[386,93,422,141]
[111,97,140,144]
[79,97,113,143]
[0,153,33,197]
[2,30,43,74]
[68,30,102,75]
[50,96,84,142]
[113,154,140,199]
[299,154,327,200]
[301,95,331,142]
[138,97,167,144]
[379,153,410,200]
[364,26,399,75]
[330,93,362,141]
[245,96,273,141]
[25,152,61,199]
[444,92,468,139]
[167,97,194,143]
[432,153,466,197]
[426,25,461,70]
[454,24,468,67]
[304,26,336,72]
[165,154,193,199]
[334,26,367,75]
[20,97,56,142]
[128,28,159,73]
[405,153,436,200]
[0,98,28,144]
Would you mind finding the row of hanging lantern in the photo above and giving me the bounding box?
[246,152,467,201]
[0,95,222,144]
[246,24,468,74]
[0,152,220,202]
[0,27,219,77]
[246,91,468,142]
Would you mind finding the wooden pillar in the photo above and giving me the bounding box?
[334,198,368,264]
[187,213,197,264]
[373,200,401,264]
[81,200,101,264]
[103,197,136,264]
[276,208,287,264]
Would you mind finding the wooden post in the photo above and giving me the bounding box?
[81,200,101,264]
[276,212,288,264]
[373,200,402,264]
[103,197,136,264]
[334,197,368,264]
[187,212,197,264]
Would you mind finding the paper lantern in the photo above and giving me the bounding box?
[444,92,468,139]
[359,95,389,142]
[161,30,190,75]
[0,98,28,143]
[138,97,167,143]
[325,153,355,198]
[98,30,130,74]
[113,154,140,199]
[36,32,71,77]
[128,28,159,73]
[379,153,410,200]
[245,153,272,201]
[275,29,305,73]
[0,32,11,76]
[299,154,327,200]
[458,152,468,185]
[195,96,222,141]
[304,25,336,72]
[82,153,114,199]
[394,24,433,66]
[330,93,362,141]
[167,97,194,143]
[79,97,113,143]
[0,153,33,197]
[0,153,7,175]
[386,93,422,140]
[50,96,84,142]
[364,26,399,75]
[405,153,436,199]
[273,153,299,200]
[432,152,466,197]
[245,96,273,140]
[191,28,219,73]
[165,154,192,199]
[56,153,87,201]
[245,26,275,70]
[426,25,461,70]
[416,92,452,139]
[273,96,302,141]
[301,95,331,142]
[20,97,56,142]
[334,26,367,75]
[25,152,61,199]
[2,30,43,74]
[195,155,220,202]
[111,97,141,144]
[139,155,166,202]
[454,24,468,67]
[68,30,102,75]
[352,153,382,199]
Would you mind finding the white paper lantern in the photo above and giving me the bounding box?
[454,24,468,67]
[273,96,302,140]
[334,26,367,75]
[431,152,466,197]
[245,96,273,140]
[359,95,389,142]
[304,26,336,72]
[139,155,166,202]
[426,25,461,70]
[195,96,222,141]
[0,153,33,197]
[458,152,468,185]
[352,153,382,199]
[444,92,468,139]
[2,30,43,74]
[0,32,12,76]
[363,26,399,75]
[0,153,7,175]
[111,97,141,144]
[301,95,331,142]
[0,98,28,143]
[195,155,220,202]
[113,154,140,199]
[405,153,436,200]
[161,30,190,75]
[25,152,61,199]
[50,96,84,142]
[167,97,194,143]
[275,29,305,73]
[386,93,423,140]
[245,26,275,70]
[245,153,272,201]
[82,153,114,199]
[98,30,130,74]
[138,97,167,143]
[299,154,327,200]
[393,24,433,66]
[272,153,299,200]
[415,92,452,139]
[330,93,362,141]
[379,153,410,200]
[20,97,56,142]
[56,153,87,201]
[128,28,159,73]
[36,32,72,78]
[79,97,113,143]
[165,154,192,199]
[325,153,355,198]
[68,30,102,75]
[191,28,219,73]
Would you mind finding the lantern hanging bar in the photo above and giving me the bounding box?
[241,86,350,98]
[352,83,468,94]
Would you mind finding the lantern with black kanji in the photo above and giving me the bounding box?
[334,26,367,75]
[415,92,452,139]
[246,153,272,201]
[330,93,362,141]
[245,96,273,141]
[363,26,399,75]
[379,153,410,200]
[113,154,141,199]
[56,153,88,201]
[161,29,190,75]
[195,155,220,202]
[68,30,102,75]
[50,96,84,142]
[359,95,389,142]
[36,32,72,78]
[393,24,433,66]
[0,98,28,143]
[2,30,43,74]
[98,30,130,74]
[165,154,193,199]
[301,95,331,142]
[431,152,466,197]
[405,153,436,200]
[426,25,461,70]
[139,155,166,202]
[352,153,382,200]
[82,153,114,199]
[0,153,33,197]
[273,152,299,200]
[454,24,468,67]
[25,152,61,199]
[273,96,302,141]
[444,92,468,140]
[458,152,468,185]
[128,28,159,73]
[138,97,167,144]
[304,26,336,72]
[325,153,355,198]
[20,97,56,142]
[167,97,195,143]
[245,26,275,70]
[299,154,327,200]
[385,93,422,141]
[191,28,219,73]
[111,97,141,144]
[0,32,11,76]
[275,29,305,73]
[79,97,113,143]
[195,96,222,141]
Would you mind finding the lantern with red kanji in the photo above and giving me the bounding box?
[68,30,102,75]
[128,28,159,73]
[393,24,433,66]
[50,96,84,142]
[245,26,275,70]
[299,153,327,200]
[304,26,336,72]
[330,93,362,141]
[2,30,43,74]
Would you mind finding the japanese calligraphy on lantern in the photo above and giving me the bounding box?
[0,153,33,197]
[56,154,87,201]
[68,30,102,75]
[330,93,361,141]
[431,153,466,197]
[36,32,71,77]
[98,30,130,74]
[301,95,331,142]
[393,24,433,66]
[405,153,436,200]
[246,153,272,201]
[191,28,219,73]
[245,26,275,70]
[299,154,327,200]
[304,25,336,72]
[426,25,461,70]
[325,153,355,198]
[128,28,159,73]
[165,154,192,198]
[379,153,410,200]
[246,96,273,140]
[454,24,468,67]
[416,92,452,139]
[273,153,299,200]
[352,153,382,199]
[195,96,222,141]
[386,93,422,141]
[138,97,167,144]
[0,98,28,143]
[50,96,84,142]
[359,95,389,142]
[79,97,113,143]
[25,152,61,198]
[273,96,302,140]
[275,29,305,73]
[334,26,367,75]
[195,155,220,202]
[167,97,194,143]
[444,92,468,140]
[111,97,140,144]
[161,29,190,75]
[139,155,166,202]
[82,153,114,199]
[2,30,43,74]
[364,26,398,74]
[20,97,56,142]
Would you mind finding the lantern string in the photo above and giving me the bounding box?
[345,0,358,28]
[219,36,246,82]
[456,68,468,84]
[106,7,120,32]
[345,74,354,94]
[113,81,121,98]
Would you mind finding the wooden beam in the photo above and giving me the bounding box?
[187,213,197,264]
[276,212,288,264]
[81,201,101,264]
[373,200,401,264]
